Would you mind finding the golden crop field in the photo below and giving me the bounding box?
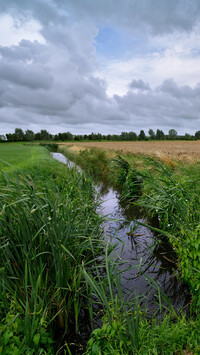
[59,141,200,162]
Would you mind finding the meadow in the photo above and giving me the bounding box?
[1,142,200,354]
[0,143,48,170]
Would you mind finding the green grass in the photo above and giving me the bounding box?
[0,143,47,171]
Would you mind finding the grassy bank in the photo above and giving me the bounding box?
[1,143,200,353]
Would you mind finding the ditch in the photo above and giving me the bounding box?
[51,152,190,313]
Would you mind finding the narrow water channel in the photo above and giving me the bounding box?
[52,152,190,311]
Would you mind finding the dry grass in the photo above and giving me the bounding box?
[59,141,200,162]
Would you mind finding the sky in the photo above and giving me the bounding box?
[1,0,200,136]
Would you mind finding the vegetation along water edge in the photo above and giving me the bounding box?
[59,143,200,353]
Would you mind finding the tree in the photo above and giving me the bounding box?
[138,130,146,140]
[156,129,165,140]
[15,128,25,141]
[128,131,137,141]
[184,133,193,141]
[120,132,128,141]
[168,129,177,140]
[148,129,156,140]
[6,133,17,142]
[40,129,52,141]
[24,130,35,141]
[195,131,200,140]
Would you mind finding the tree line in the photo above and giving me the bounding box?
[1,128,200,142]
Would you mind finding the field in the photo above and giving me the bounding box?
[60,140,200,162]
[0,142,47,170]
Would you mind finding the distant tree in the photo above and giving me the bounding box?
[55,132,73,141]
[168,129,177,140]
[96,133,102,141]
[120,132,128,141]
[111,134,119,141]
[15,128,25,141]
[148,129,156,140]
[138,130,146,140]
[24,129,35,141]
[156,129,165,140]
[184,133,193,141]
[34,132,41,140]
[195,131,200,140]
[128,131,137,140]
[6,133,17,142]
[40,129,52,140]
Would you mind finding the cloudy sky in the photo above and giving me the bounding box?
[1,0,200,136]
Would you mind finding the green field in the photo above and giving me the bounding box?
[1,142,200,354]
[0,143,48,171]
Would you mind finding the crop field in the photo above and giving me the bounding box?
[60,140,200,162]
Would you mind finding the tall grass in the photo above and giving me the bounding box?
[84,248,200,354]
[136,158,200,308]
[112,155,143,201]
[0,156,105,353]
[59,146,115,185]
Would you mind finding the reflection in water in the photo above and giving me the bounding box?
[97,185,190,310]
[51,152,190,310]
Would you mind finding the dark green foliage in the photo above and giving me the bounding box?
[195,130,200,140]
[0,308,53,354]
[138,129,146,140]
[168,129,177,140]
[39,142,58,151]
[148,129,156,139]
[156,129,165,140]
[138,159,200,307]
[113,155,130,185]
[113,156,143,200]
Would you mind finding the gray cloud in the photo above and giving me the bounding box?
[63,0,200,34]
[129,79,151,91]
[1,0,200,35]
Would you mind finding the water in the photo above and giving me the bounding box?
[51,152,190,310]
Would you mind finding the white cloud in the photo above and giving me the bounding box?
[0,14,45,46]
